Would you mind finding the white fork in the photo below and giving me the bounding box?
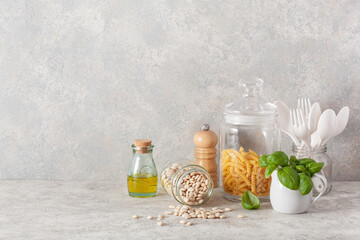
[297,98,312,122]
[297,98,312,149]
[290,108,310,150]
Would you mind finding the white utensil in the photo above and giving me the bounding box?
[290,108,310,149]
[321,106,350,145]
[298,102,320,150]
[308,102,321,135]
[311,109,336,147]
[275,101,300,146]
[298,98,312,121]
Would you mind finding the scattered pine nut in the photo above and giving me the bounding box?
[157,221,164,226]
[156,206,236,222]
[147,215,153,220]
[133,215,139,219]
[186,222,193,226]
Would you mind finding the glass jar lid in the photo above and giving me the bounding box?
[223,77,277,125]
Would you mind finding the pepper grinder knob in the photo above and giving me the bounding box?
[193,123,218,188]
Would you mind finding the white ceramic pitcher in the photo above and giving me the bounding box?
[270,169,327,214]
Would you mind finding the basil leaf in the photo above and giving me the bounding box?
[298,158,316,166]
[307,162,324,174]
[267,151,289,167]
[259,155,269,167]
[265,164,277,178]
[277,167,300,190]
[300,172,313,195]
[241,190,260,210]
[304,170,312,177]
[289,155,298,168]
[296,165,306,172]
[305,163,313,168]
[290,155,298,163]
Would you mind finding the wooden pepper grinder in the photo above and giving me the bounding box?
[193,123,218,188]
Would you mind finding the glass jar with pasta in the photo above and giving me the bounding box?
[220,77,280,201]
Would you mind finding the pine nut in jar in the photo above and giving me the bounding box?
[161,162,214,206]
[160,160,188,195]
[171,165,214,206]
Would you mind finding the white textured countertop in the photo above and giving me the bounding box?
[0,181,359,239]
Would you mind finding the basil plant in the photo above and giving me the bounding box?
[259,151,324,195]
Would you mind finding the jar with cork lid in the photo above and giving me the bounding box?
[127,139,158,198]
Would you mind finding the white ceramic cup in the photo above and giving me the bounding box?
[270,169,327,214]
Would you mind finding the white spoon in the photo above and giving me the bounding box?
[321,106,350,145]
[311,109,336,147]
[275,101,300,146]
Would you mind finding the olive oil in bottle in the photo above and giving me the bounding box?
[127,174,158,197]
[127,139,157,198]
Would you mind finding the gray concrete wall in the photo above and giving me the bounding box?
[0,0,359,180]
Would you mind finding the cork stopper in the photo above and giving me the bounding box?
[134,139,152,147]
[133,139,152,153]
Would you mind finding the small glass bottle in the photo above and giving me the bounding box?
[292,144,332,195]
[127,139,157,198]
[161,161,214,206]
